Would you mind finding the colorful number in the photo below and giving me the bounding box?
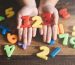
[5,7,15,18]
[7,33,18,44]
[50,47,61,58]
[42,12,53,25]
[0,16,5,21]
[21,16,31,28]
[32,16,43,28]
[59,33,69,46]
[36,46,50,60]
[73,26,75,31]
[58,24,64,34]
[4,45,15,57]
[70,37,75,45]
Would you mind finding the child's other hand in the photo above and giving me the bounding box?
[39,5,59,43]
[17,7,38,49]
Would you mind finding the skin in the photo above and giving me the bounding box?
[17,0,59,49]
[39,0,59,43]
[17,0,38,49]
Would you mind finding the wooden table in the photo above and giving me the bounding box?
[0,15,75,55]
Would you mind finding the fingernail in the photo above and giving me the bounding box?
[22,44,27,50]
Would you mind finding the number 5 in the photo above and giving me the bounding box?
[5,7,15,18]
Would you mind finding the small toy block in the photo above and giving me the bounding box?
[50,47,61,58]
[62,12,70,19]
[4,45,15,57]
[0,16,5,21]
[59,33,69,46]
[42,12,53,25]
[32,16,43,28]
[36,46,50,60]
[73,26,75,31]
[5,7,15,18]
[21,16,31,28]
[58,24,64,34]
[59,8,67,15]
[2,28,10,35]
[7,33,18,44]
[49,39,55,45]
[70,37,75,45]
[72,32,75,36]
[0,25,10,35]
[59,8,70,19]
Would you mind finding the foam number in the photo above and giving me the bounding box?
[36,46,50,60]
[59,33,69,46]
[0,25,10,35]
[4,45,15,57]
[50,47,61,58]
[72,26,75,36]
[70,37,75,48]
[0,16,5,21]
[32,16,43,28]
[42,12,53,25]
[5,7,15,18]
[21,16,31,28]
[7,33,18,44]
[58,24,64,34]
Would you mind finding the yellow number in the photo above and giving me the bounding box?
[36,46,50,60]
[32,16,43,28]
[5,7,15,18]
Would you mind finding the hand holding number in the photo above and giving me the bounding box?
[17,0,38,49]
[39,0,59,43]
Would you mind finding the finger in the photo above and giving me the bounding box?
[52,25,57,40]
[28,27,32,46]
[39,28,43,35]
[23,28,28,49]
[32,28,37,37]
[47,26,52,43]
[43,25,47,42]
[18,28,23,41]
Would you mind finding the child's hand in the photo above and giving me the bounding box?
[17,6,38,49]
[39,3,59,43]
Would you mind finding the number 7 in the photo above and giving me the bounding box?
[59,33,69,46]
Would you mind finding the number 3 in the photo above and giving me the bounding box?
[32,16,43,28]
[36,46,50,60]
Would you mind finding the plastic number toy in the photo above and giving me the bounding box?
[5,7,15,18]
[7,33,18,44]
[36,46,50,60]
[4,45,15,57]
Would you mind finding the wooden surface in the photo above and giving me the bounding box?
[0,15,75,55]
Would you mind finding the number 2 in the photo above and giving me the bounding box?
[32,16,43,28]
[36,46,50,60]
